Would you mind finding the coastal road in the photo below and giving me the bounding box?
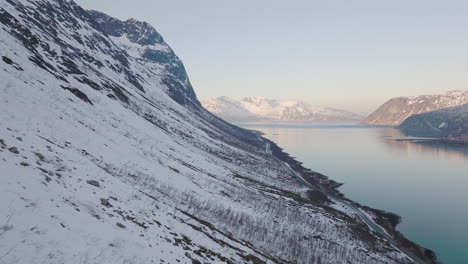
[264,142,426,264]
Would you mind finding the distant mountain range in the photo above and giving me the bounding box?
[362,90,468,126]
[201,96,363,123]
[400,103,468,138]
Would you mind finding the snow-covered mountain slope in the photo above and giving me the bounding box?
[0,0,436,263]
[362,90,468,126]
[201,96,264,123]
[399,103,468,138]
[201,96,363,123]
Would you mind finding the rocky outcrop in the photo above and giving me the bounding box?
[362,90,468,126]
[400,103,468,138]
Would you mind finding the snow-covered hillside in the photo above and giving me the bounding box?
[202,97,362,123]
[362,90,468,126]
[0,0,436,263]
[400,103,468,138]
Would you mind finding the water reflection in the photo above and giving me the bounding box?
[376,127,468,161]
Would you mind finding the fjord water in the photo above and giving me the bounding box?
[241,123,468,264]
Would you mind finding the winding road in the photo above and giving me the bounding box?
[264,142,426,264]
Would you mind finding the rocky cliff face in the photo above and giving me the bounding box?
[362,90,468,126]
[0,0,435,263]
[202,96,363,123]
[400,104,468,138]
[87,10,200,108]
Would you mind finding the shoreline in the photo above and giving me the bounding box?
[391,137,468,147]
[264,138,439,264]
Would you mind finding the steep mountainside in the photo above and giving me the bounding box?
[400,104,468,138]
[1,0,435,263]
[362,90,468,126]
[202,96,362,123]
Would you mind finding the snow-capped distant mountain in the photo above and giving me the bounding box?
[0,0,436,263]
[362,90,468,126]
[200,96,263,122]
[400,103,468,138]
[202,96,363,123]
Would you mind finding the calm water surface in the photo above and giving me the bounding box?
[241,123,468,264]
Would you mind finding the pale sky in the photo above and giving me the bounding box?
[76,0,468,114]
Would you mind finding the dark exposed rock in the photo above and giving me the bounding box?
[242,254,266,264]
[2,56,13,64]
[1,55,23,71]
[86,180,100,187]
[0,225,13,233]
[8,146,19,154]
[60,53,84,74]
[100,198,111,207]
[102,82,129,104]
[306,190,332,205]
[61,86,93,105]
[75,76,101,90]
[34,152,45,161]
[38,167,49,174]
[116,222,125,228]
[191,259,201,264]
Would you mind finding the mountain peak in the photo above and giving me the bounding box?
[88,10,164,46]
[127,17,139,22]
[445,90,466,96]
[362,90,468,125]
[242,97,279,107]
[202,96,362,123]
[88,10,199,108]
